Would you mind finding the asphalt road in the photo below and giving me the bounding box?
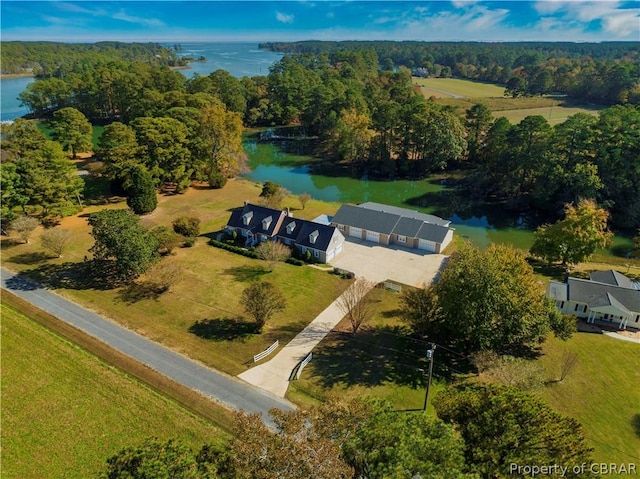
[1,267,295,427]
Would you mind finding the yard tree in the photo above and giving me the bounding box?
[198,100,244,181]
[336,278,378,334]
[240,281,286,332]
[231,397,470,479]
[88,209,159,280]
[125,166,157,215]
[530,199,613,267]
[150,226,182,255]
[40,227,73,257]
[10,215,40,243]
[255,241,291,271]
[402,243,571,354]
[172,215,201,238]
[0,161,27,223]
[259,181,289,209]
[435,383,593,478]
[298,192,311,210]
[0,118,47,156]
[465,103,493,162]
[50,107,93,158]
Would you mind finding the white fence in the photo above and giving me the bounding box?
[294,352,313,380]
[384,281,402,292]
[253,340,279,362]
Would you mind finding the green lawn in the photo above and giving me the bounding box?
[1,301,223,479]
[536,331,640,463]
[493,105,600,125]
[0,180,350,377]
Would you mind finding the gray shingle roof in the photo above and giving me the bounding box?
[358,202,450,227]
[226,204,284,236]
[332,204,401,235]
[589,270,635,289]
[589,292,632,315]
[416,222,451,244]
[567,277,640,313]
[393,217,424,237]
[294,221,338,251]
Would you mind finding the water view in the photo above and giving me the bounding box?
[172,42,284,78]
[1,76,34,121]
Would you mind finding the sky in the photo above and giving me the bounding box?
[1,1,639,43]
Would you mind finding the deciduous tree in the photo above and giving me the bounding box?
[255,241,291,271]
[40,227,73,257]
[298,192,311,210]
[336,278,378,334]
[530,199,613,267]
[435,384,593,478]
[402,243,569,353]
[10,215,40,243]
[88,209,159,280]
[172,215,200,238]
[240,281,286,332]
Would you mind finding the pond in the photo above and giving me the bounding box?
[243,133,633,255]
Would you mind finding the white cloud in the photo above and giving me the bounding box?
[112,10,165,28]
[451,0,480,8]
[276,11,295,24]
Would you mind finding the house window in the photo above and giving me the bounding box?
[309,230,319,244]
[583,305,588,313]
[635,315,639,323]
[242,211,253,225]
[286,222,296,234]
[560,301,565,309]
[262,216,272,230]
[337,225,345,231]
[398,235,407,243]
[260,234,267,242]
[313,250,319,258]
[574,304,579,312]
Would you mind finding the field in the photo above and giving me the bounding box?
[0,180,350,377]
[414,77,602,125]
[414,77,506,98]
[1,297,224,479]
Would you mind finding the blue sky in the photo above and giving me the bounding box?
[1,1,639,42]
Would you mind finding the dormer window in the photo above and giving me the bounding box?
[309,230,319,244]
[262,216,272,230]
[242,211,253,225]
[286,222,296,234]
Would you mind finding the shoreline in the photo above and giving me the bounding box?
[0,72,35,80]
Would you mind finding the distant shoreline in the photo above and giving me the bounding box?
[0,72,34,80]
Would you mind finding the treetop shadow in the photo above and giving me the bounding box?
[189,317,258,341]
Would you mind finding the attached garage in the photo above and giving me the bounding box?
[349,227,363,239]
[365,230,380,243]
[418,239,436,252]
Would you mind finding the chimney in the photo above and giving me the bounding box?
[286,207,290,217]
[244,200,248,207]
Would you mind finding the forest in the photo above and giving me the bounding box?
[260,41,640,105]
[0,41,187,76]
[4,42,640,230]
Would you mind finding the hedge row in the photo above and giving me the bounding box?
[285,257,305,266]
[209,239,258,259]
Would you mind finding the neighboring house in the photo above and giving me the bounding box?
[330,201,454,253]
[225,202,345,263]
[547,270,640,330]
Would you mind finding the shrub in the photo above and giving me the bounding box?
[285,257,305,266]
[126,167,157,215]
[208,169,227,189]
[150,226,182,255]
[184,236,196,247]
[209,239,258,258]
[172,216,201,238]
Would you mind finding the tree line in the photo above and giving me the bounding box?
[260,41,640,105]
[0,41,186,76]
[11,46,640,229]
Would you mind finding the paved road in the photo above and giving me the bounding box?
[1,267,295,427]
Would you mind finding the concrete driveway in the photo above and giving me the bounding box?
[330,239,447,286]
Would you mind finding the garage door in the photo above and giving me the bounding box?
[418,239,436,252]
[365,230,380,243]
[349,227,362,239]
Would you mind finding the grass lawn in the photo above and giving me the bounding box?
[287,288,461,414]
[413,77,505,98]
[536,330,640,463]
[0,179,350,377]
[1,299,224,479]
[492,105,600,125]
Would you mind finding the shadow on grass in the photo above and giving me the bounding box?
[117,281,167,304]
[309,325,431,389]
[631,414,640,439]
[224,265,269,282]
[527,258,567,281]
[8,251,51,265]
[19,260,124,291]
[189,317,257,341]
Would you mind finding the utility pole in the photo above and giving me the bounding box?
[423,344,436,412]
